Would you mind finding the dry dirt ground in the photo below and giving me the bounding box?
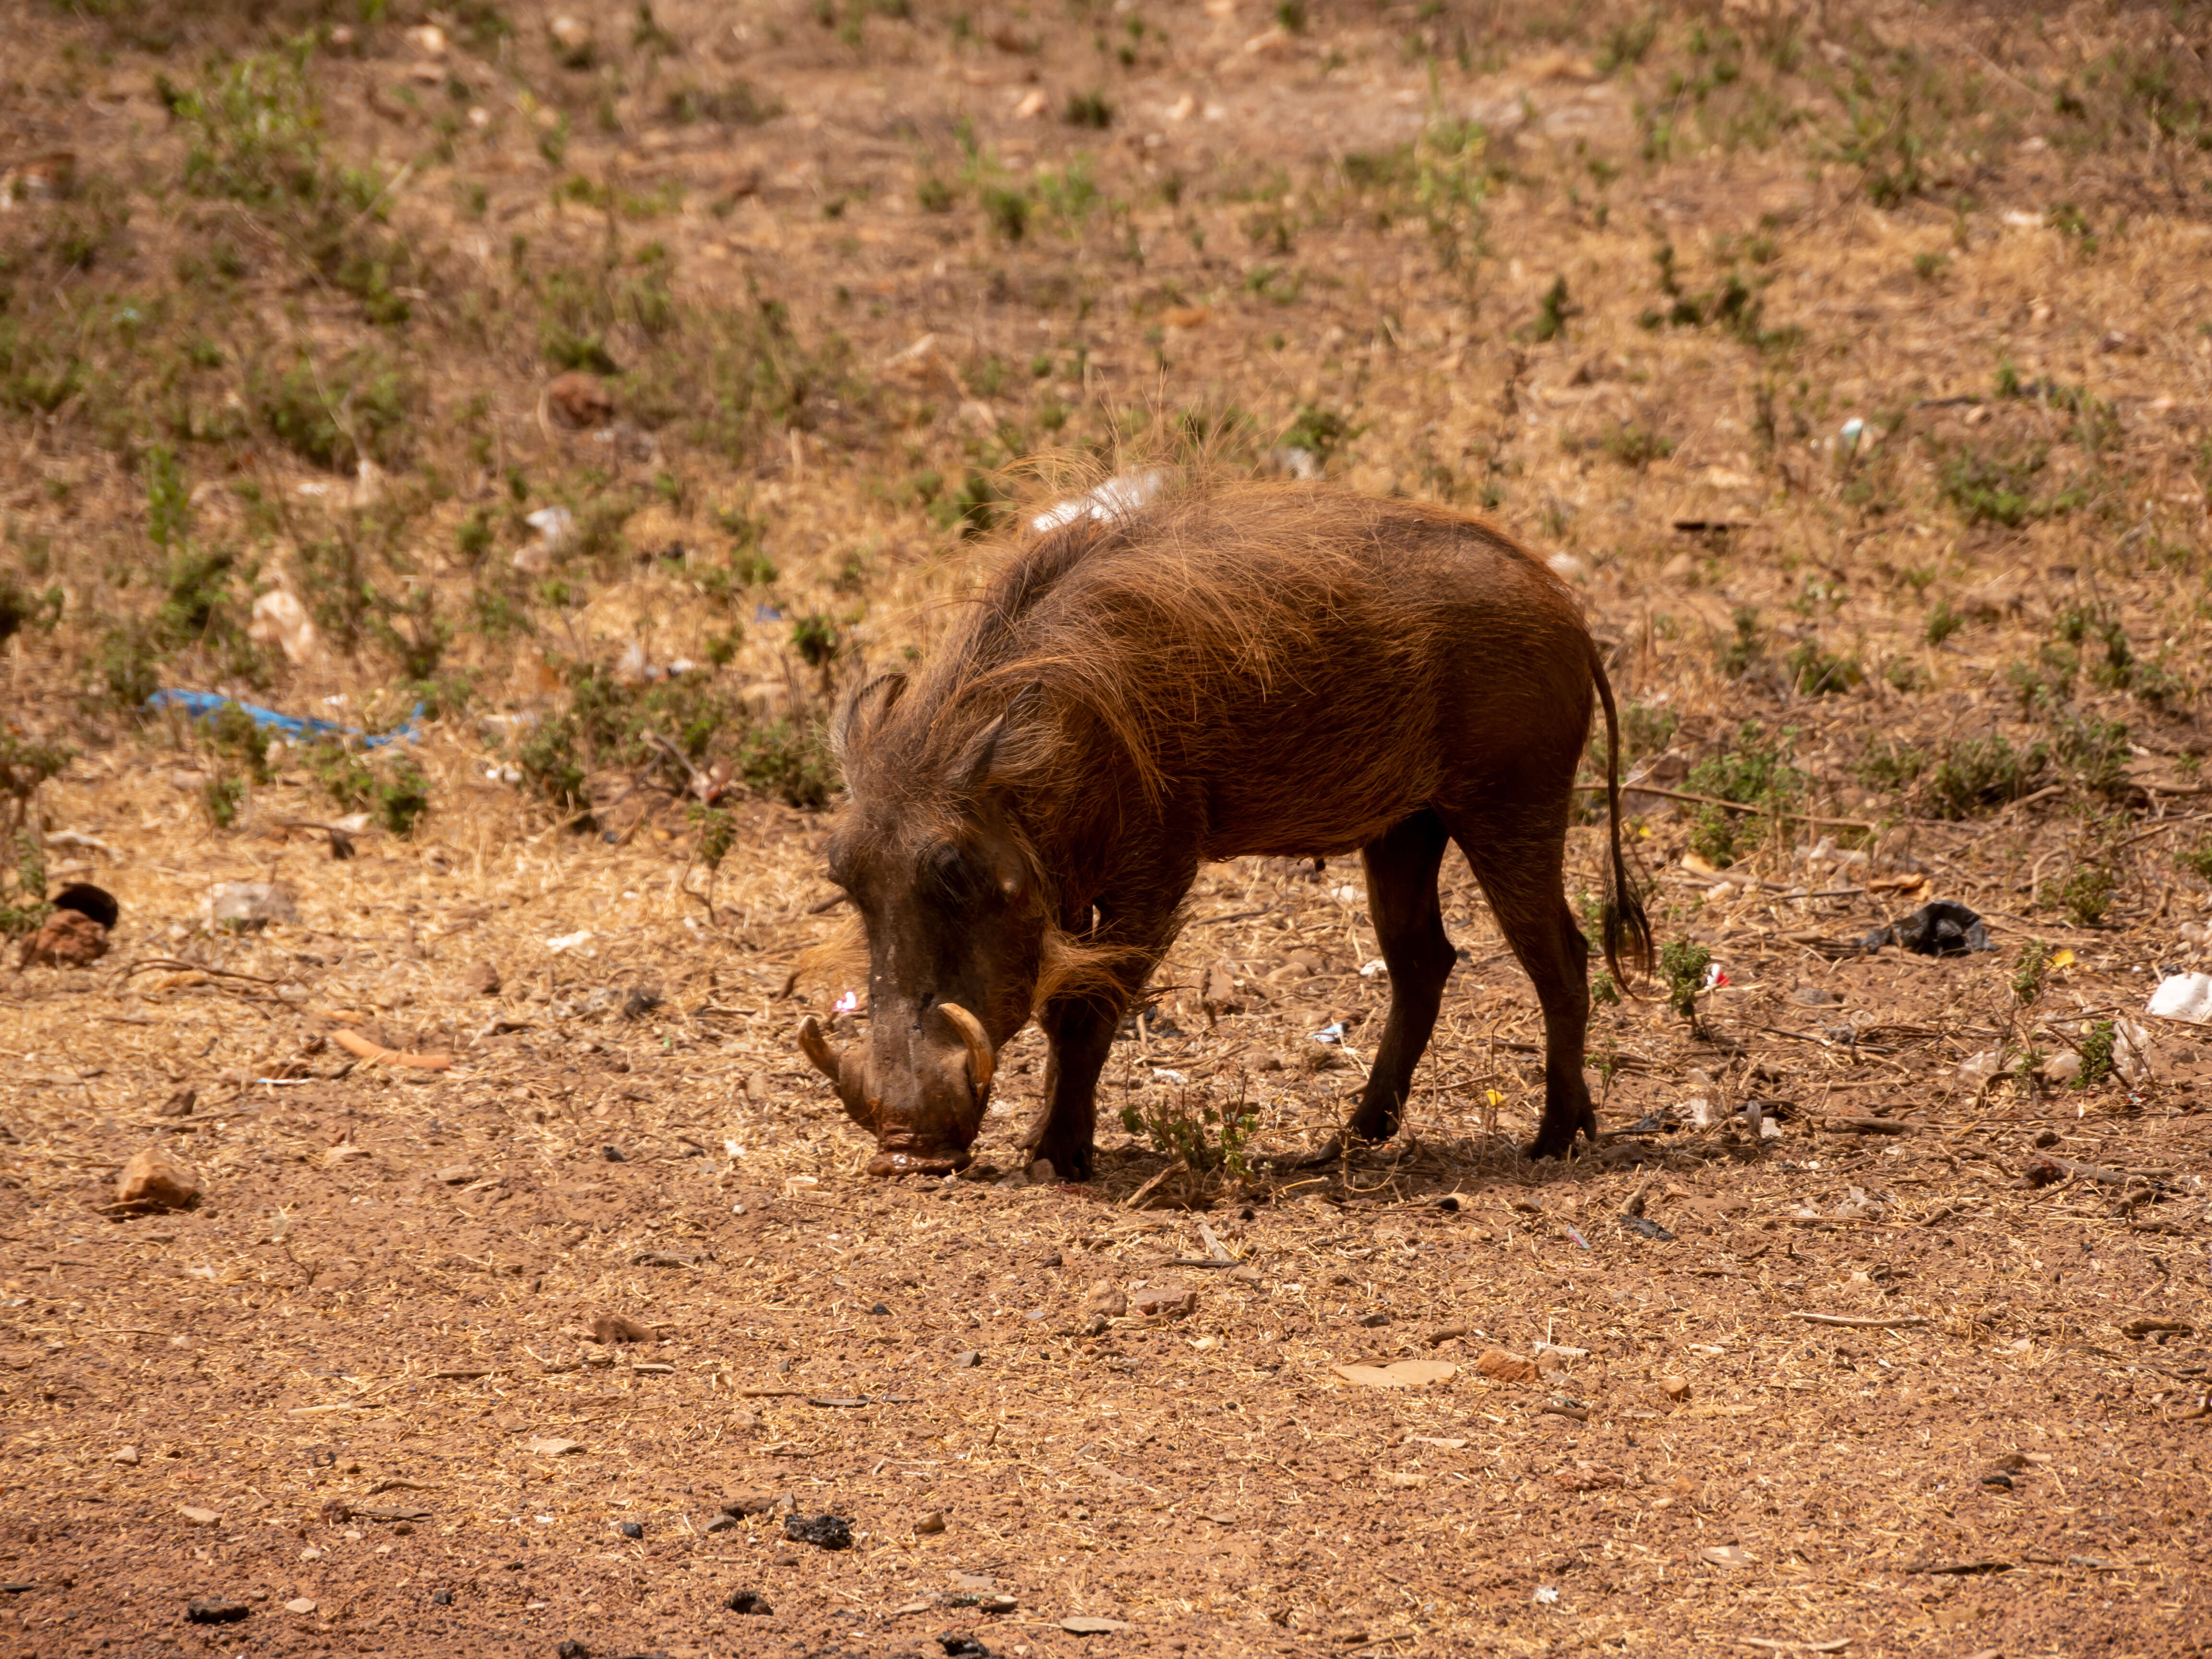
[2,1,2211,1656]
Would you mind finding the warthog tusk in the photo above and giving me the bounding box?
[934,1002,995,1094]
[798,1015,841,1081]
[797,1016,877,1129]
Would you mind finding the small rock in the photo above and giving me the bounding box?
[1701,1545,1753,1570]
[1083,1281,1127,1318]
[1790,985,1843,1006]
[523,1436,586,1456]
[717,1493,783,1518]
[589,1314,657,1345]
[1200,962,1243,1018]
[1659,1374,1692,1402]
[952,1349,982,1369]
[178,1506,222,1527]
[1357,1311,1391,1328]
[185,1599,249,1623]
[155,1087,196,1118]
[555,1642,590,1659]
[17,908,108,968]
[1030,1157,1057,1184]
[1062,1616,1133,1635]
[1474,1348,1538,1384]
[110,1445,140,1466]
[914,1510,947,1535]
[1130,1285,1196,1319]
[117,1148,201,1211]
[283,1598,317,1615]
[434,1164,478,1186]
[618,1520,644,1539]
[782,1512,853,1551]
[432,1589,452,1605]
[704,1514,737,1533]
[602,1145,627,1163]
[462,960,501,996]
[867,1302,890,1316]
[744,1071,771,1102]
[724,1589,771,1614]
[208,881,299,930]
[547,372,614,429]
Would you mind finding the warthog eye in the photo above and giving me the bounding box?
[921,840,985,902]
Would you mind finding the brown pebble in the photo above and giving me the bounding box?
[19,909,108,968]
[590,1313,657,1345]
[1083,1280,1127,1318]
[913,1510,946,1535]
[462,960,501,996]
[116,1148,201,1212]
[156,1087,196,1118]
[1474,1347,1539,1384]
[546,371,614,429]
[1130,1285,1197,1319]
[1659,1374,1692,1402]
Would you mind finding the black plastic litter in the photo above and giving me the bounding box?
[782,1512,854,1551]
[1864,901,1991,957]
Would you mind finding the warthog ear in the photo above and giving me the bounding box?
[953,682,1045,795]
[833,671,907,761]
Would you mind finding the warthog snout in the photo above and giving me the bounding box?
[797,1002,996,1177]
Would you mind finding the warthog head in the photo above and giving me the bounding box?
[800,676,1048,1176]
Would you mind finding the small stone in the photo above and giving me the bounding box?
[718,1492,783,1517]
[1083,1281,1127,1318]
[782,1512,853,1551]
[589,1314,656,1345]
[110,1444,140,1466]
[1062,1616,1133,1635]
[434,1164,478,1185]
[17,909,108,968]
[1357,1311,1391,1328]
[207,881,299,930]
[1790,986,1843,1006]
[178,1506,222,1527]
[1129,1285,1196,1320]
[523,1436,586,1456]
[1701,1545,1753,1570]
[867,1302,890,1316]
[1473,1348,1539,1384]
[117,1148,201,1212]
[744,1070,772,1102]
[618,1520,644,1539]
[1030,1157,1058,1184]
[462,960,501,996]
[555,1642,589,1659]
[1200,962,1243,1017]
[913,1510,946,1535]
[724,1589,771,1614]
[156,1087,196,1118]
[185,1599,248,1623]
[952,1349,982,1369]
[547,371,615,429]
[1659,1374,1692,1402]
[602,1145,627,1163]
[431,1589,451,1605]
[283,1598,317,1615]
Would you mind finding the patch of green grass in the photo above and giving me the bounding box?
[1716,606,1762,678]
[2011,939,2049,1005]
[663,82,782,125]
[1685,720,1798,865]
[1784,638,1862,696]
[253,349,416,471]
[1924,599,1961,645]
[1658,938,1712,1022]
[1604,422,1675,469]
[1120,1084,1258,1175]
[1936,443,2081,528]
[1923,733,2048,819]
[202,772,246,830]
[2074,1019,2116,1088]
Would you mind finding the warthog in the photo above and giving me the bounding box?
[800,483,1650,1178]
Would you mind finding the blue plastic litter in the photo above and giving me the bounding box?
[147,690,422,748]
[754,602,784,624]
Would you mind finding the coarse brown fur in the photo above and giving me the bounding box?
[805,481,1652,1178]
